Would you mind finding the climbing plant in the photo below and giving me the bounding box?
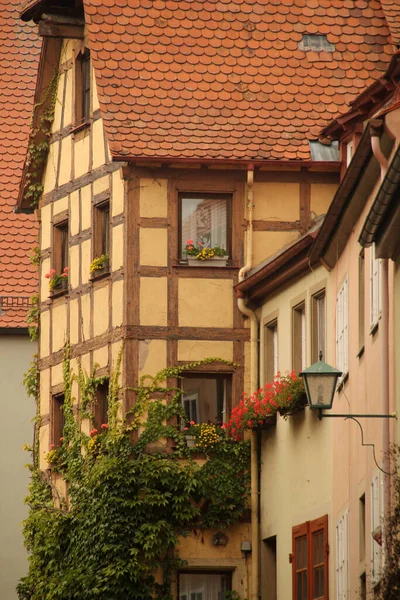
[18,348,250,600]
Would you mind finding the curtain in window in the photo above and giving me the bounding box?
[179,573,229,600]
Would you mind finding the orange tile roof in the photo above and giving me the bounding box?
[0,3,41,328]
[83,0,396,162]
[381,0,400,45]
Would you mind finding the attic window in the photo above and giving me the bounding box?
[298,35,335,52]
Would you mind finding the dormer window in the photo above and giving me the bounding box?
[75,48,91,126]
[298,35,335,52]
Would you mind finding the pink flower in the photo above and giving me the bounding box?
[90,428,98,437]
[190,421,195,426]
[101,423,109,429]
[63,266,69,272]
[197,240,203,245]
[50,444,55,449]
[60,437,64,442]
[186,239,193,245]
[62,273,68,278]
[184,427,188,431]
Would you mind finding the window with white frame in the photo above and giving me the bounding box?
[336,277,349,378]
[336,510,349,600]
[293,301,306,373]
[370,244,381,330]
[264,318,278,383]
[371,474,382,583]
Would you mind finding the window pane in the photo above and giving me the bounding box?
[182,377,227,424]
[180,195,229,257]
[61,226,68,272]
[312,531,324,599]
[102,207,110,255]
[179,573,231,600]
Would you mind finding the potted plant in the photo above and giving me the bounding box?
[90,253,110,277]
[223,371,306,437]
[45,266,69,294]
[183,421,222,451]
[185,239,229,267]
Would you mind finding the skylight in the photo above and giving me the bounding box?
[298,35,335,52]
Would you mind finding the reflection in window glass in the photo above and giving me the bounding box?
[182,377,227,425]
[180,194,229,257]
[179,573,231,600]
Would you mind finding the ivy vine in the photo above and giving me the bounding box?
[18,348,250,600]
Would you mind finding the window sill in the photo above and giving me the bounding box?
[370,322,379,337]
[49,287,69,299]
[173,262,240,270]
[337,372,349,392]
[71,120,91,138]
[89,268,110,282]
[356,345,365,359]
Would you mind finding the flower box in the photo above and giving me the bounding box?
[252,413,277,429]
[89,260,110,280]
[278,392,308,418]
[185,435,196,448]
[188,256,229,267]
[50,278,68,295]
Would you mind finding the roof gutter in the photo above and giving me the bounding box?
[359,143,400,248]
[111,155,341,171]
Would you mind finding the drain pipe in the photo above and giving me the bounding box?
[370,123,390,515]
[237,165,259,600]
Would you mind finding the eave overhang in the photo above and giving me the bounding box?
[359,143,400,259]
[234,226,320,307]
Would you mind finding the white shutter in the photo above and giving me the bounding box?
[371,474,381,583]
[336,277,348,377]
[273,326,278,376]
[336,510,349,599]
[370,245,380,328]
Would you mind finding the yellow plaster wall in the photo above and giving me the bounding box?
[41,257,51,303]
[81,293,91,341]
[52,303,67,352]
[93,286,109,337]
[63,68,73,127]
[53,72,64,133]
[253,230,299,267]
[138,339,167,380]
[69,298,79,346]
[112,224,124,270]
[58,136,72,186]
[92,77,100,112]
[41,204,51,249]
[140,277,168,326]
[178,340,233,362]
[39,424,50,470]
[70,190,80,236]
[61,39,74,63]
[43,141,59,194]
[40,310,50,357]
[92,119,105,170]
[40,369,50,415]
[252,182,300,221]
[112,280,124,327]
[139,178,168,217]
[69,245,79,289]
[53,196,69,215]
[178,279,233,327]
[112,170,124,216]
[81,184,91,230]
[93,175,110,195]
[51,362,64,387]
[81,239,91,284]
[74,135,90,179]
[93,346,109,370]
[310,183,338,218]
[140,228,168,266]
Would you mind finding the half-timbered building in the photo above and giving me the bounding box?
[18,0,399,597]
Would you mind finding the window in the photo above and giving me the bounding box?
[358,251,365,352]
[262,536,277,600]
[292,515,329,600]
[75,48,91,126]
[51,393,65,448]
[93,200,110,262]
[370,245,380,331]
[264,319,278,383]
[293,302,306,373]
[336,510,349,600]
[311,290,326,363]
[371,474,382,583]
[93,380,109,430]
[178,572,231,600]
[298,34,335,52]
[346,141,353,167]
[179,192,231,259]
[181,374,230,426]
[53,220,69,275]
[336,277,348,379]
[359,493,366,562]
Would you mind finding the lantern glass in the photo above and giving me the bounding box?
[303,374,338,409]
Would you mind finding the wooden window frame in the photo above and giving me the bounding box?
[53,219,69,275]
[177,570,232,599]
[92,199,111,275]
[93,379,109,430]
[336,509,349,600]
[178,192,232,262]
[311,289,326,363]
[292,301,306,373]
[74,48,91,128]
[51,393,65,448]
[264,317,278,384]
[292,515,329,600]
[180,372,232,426]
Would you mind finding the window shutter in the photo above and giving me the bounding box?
[293,516,328,600]
[336,510,349,599]
[336,277,348,377]
[371,474,381,583]
[370,245,380,328]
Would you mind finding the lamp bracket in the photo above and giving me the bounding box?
[317,411,397,421]
[317,414,397,475]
